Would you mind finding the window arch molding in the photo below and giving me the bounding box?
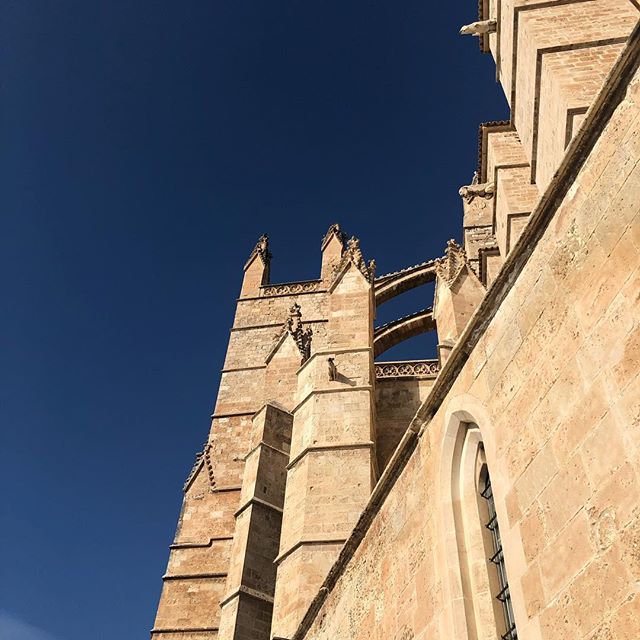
[437,396,528,640]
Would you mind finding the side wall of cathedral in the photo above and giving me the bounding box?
[150,2,640,639]
[299,26,640,640]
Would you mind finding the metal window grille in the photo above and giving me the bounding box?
[481,476,518,640]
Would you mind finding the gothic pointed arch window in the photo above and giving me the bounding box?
[479,461,518,640]
[447,422,518,640]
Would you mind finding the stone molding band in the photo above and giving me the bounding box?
[151,627,219,634]
[234,496,284,518]
[219,585,275,608]
[220,365,266,373]
[274,537,348,566]
[238,288,326,302]
[162,572,227,581]
[291,385,373,415]
[230,318,328,332]
[295,346,373,376]
[243,440,290,461]
[211,411,255,419]
[287,441,375,470]
[170,536,233,549]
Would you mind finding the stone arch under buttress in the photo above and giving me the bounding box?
[437,396,525,640]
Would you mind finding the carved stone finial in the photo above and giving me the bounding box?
[436,239,468,286]
[246,233,272,268]
[321,223,348,250]
[458,181,495,204]
[329,234,376,285]
[368,259,376,280]
[286,303,313,364]
[459,19,497,36]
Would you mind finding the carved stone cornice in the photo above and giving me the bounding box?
[435,239,468,286]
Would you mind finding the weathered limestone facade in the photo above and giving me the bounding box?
[151,3,640,639]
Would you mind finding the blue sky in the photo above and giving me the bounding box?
[1,2,507,638]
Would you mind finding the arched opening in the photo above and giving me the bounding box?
[479,465,518,640]
[374,259,438,306]
[446,421,518,640]
[373,307,436,357]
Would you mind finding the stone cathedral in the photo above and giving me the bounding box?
[151,2,640,639]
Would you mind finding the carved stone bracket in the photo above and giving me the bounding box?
[435,239,469,286]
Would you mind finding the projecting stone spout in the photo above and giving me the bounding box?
[459,19,496,36]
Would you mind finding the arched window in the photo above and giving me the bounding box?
[446,422,518,640]
[480,465,518,640]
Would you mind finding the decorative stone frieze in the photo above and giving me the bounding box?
[374,360,440,378]
[260,280,320,296]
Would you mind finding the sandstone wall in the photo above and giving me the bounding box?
[301,58,640,640]
[153,275,333,638]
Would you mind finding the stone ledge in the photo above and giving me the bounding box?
[295,346,373,376]
[236,289,327,302]
[210,410,255,419]
[230,318,328,332]
[291,385,373,415]
[151,627,219,634]
[287,441,375,470]
[234,496,283,518]
[170,536,233,549]
[274,537,348,566]
[161,572,227,581]
[243,440,290,461]
[219,584,275,608]
[220,365,266,373]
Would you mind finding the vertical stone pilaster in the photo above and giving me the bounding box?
[271,255,377,639]
[434,240,486,367]
[241,235,271,298]
[320,223,346,282]
[218,404,293,640]
[151,416,250,639]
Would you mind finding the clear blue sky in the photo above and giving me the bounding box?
[1,2,507,638]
